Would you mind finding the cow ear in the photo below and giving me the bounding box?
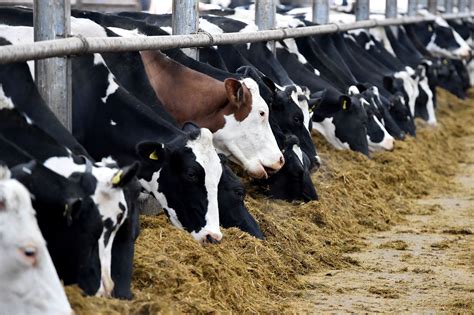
[339,95,351,111]
[69,172,97,196]
[136,141,166,164]
[261,76,277,93]
[224,78,245,105]
[112,161,140,188]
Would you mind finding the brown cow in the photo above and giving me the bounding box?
[140,50,284,179]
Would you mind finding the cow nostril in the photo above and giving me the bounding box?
[279,155,285,166]
[206,234,220,244]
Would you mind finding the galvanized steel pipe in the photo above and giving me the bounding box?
[0,13,473,65]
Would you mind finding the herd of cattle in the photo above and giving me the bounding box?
[0,2,472,313]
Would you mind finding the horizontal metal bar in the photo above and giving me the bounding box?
[0,12,473,64]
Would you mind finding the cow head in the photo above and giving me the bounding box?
[217,154,264,239]
[0,167,72,315]
[357,95,395,153]
[274,85,320,171]
[436,58,466,99]
[417,19,472,60]
[213,77,284,179]
[311,88,369,156]
[137,123,223,243]
[235,66,319,171]
[388,92,416,137]
[260,135,318,202]
[88,160,139,298]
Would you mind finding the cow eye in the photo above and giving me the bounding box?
[293,115,302,124]
[235,189,245,200]
[259,111,265,117]
[185,170,198,182]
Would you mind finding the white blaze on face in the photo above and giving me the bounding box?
[292,86,312,134]
[368,116,395,152]
[0,175,72,315]
[43,156,128,297]
[186,129,223,242]
[394,71,419,116]
[213,78,283,179]
[312,117,351,151]
[139,130,223,243]
[292,144,304,166]
[417,70,437,126]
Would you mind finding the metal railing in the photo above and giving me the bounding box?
[1,12,473,64]
[0,0,472,129]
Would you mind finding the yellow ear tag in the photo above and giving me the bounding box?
[443,59,448,65]
[149,150,159,161]
[342,99,347,110]
[112,170,123,185]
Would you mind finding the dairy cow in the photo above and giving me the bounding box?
[0,135,108,297]
[0,164,72,315]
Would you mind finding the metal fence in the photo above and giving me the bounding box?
[0,0,473,129]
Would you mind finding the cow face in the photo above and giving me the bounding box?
[436,58,466,99]
[88,162,139,297]
[214,78,284,179]
[274,85,320,171]
[311,89,369,156]
[0,170,72,315]
[358,96,395,153]
[110,169,141,300]
[137,124,223,243]
[388,93,416,137]
[425,20,471,60]
[261,135,318,202]
[217,154,264,239]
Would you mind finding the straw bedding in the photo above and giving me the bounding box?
[65,88,474,314]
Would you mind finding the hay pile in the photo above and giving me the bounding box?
[66,88,474,314]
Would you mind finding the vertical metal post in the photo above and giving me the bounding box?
[428,0,438,13]
[172,0,199,59]
[445,0,453,12]
[34,0,72,131]
[458,0,468,11]
[312,0,329,24]
[255,0,276,54]
[386,0,398,18]
[355,0,370,21]
[408,0,418,16]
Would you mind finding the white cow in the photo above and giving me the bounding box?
[0,166,72,315]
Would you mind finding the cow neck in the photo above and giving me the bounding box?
[140,50,230,132]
